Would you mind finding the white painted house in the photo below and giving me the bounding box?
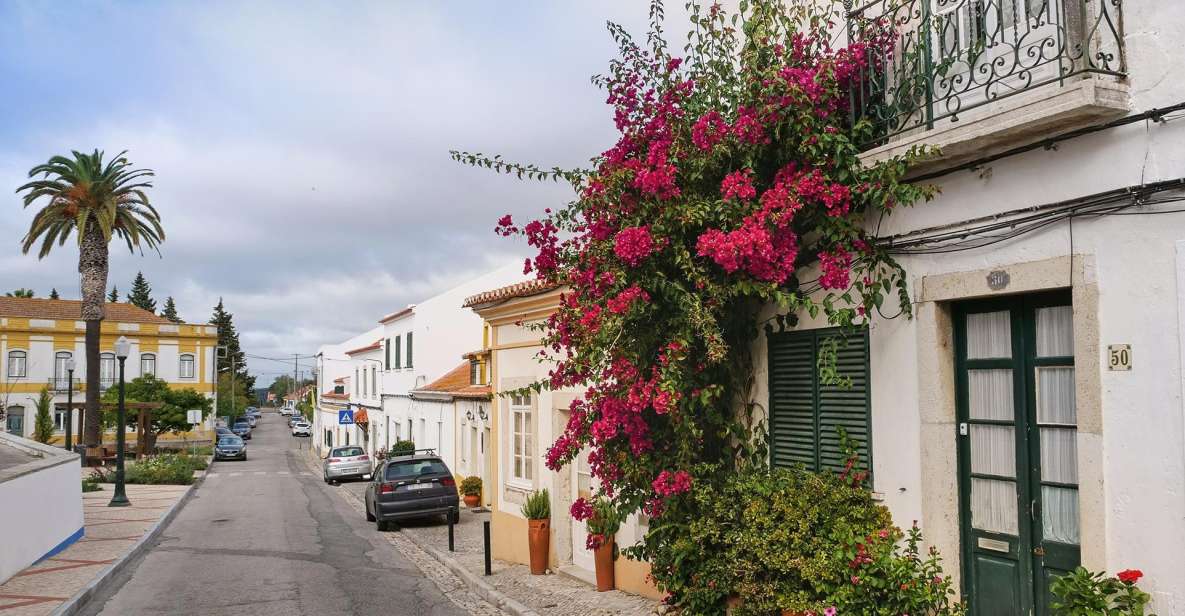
[313,325,383,458]
[749,2,1185,613]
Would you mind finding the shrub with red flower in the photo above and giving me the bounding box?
[453,0,933,608]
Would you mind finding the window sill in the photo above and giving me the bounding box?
[859,77,1130,177]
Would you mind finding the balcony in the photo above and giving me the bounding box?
[848,0,1128,171]
[46,378,115,393]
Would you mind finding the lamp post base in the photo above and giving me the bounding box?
[108,494,131,507]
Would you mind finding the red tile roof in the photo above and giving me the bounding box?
[414,362,490,399]
[379,305,415,324]
[345,339,383,355]
[0,297,173,324]
[462,279,560,308]
[322,391,349,400]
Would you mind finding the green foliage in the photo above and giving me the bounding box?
[108,286,119,302]
[32,387,55,444]
[826,523,964,616]
[6,288,35,298]
[159,296,182,323]
[521,488,551,520]
[389,440,416,456]
[216,372,252,418]
[460,476,483,496]
[586,497,622,538]
[102,375,212,443]
[81,476,103,492]
[210,298,255,393]
[16,149,163,259]
[127,271,156,312]
[49,288,60,300]
[1051,568,1155,616]
[123,454,203,485]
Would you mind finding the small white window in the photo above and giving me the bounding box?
[141,353,156,377]
[179,354,195,379]
[510,392,533,483]
[99,353,116,387]
[7,350,27,378]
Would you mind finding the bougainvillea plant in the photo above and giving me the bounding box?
[454,0,933,604]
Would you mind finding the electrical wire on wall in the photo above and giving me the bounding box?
[879,178,1185,255]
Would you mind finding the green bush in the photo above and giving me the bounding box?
[123,454,202,485]
[389,440,416,456]
[460,476,482,496]
[521,488,550,520]
[642,465,961,615]
[1051,567,1154,615]
[81,477,103,492]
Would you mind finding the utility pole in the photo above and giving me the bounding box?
[293,354,299,406]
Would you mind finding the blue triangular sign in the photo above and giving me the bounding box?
[338,409,354,425]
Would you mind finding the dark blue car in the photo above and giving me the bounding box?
[215,435,247,461]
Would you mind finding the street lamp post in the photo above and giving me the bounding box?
[109,336,131,507]
[64,358,76,453]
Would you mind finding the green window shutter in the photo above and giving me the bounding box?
[767,327,872,477]
[394,336,401,368]
[406,332,413,368]
[385,338,391,370]
[768,332,818,470]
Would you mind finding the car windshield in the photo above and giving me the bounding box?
[385,458,448,480]
[331,447,364,458]
[218,437,243,447]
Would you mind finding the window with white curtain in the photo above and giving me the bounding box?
[99,353,116,386]
[510,392,533,484]
[179,354,195,379]
[1036,306,1079,544]
[7,350,27,378]
[141,353,156,377]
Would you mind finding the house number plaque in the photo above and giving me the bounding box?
[1108,345,1132,371]
[986,270,1010,291]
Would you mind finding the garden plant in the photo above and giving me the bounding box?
[454,0,948,611]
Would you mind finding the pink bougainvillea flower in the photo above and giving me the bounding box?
[720,169,757,201]
[614,226,656,267]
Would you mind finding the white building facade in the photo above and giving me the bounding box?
[750,2,1185,613]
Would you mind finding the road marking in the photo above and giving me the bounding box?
[277,471,289,475]
[254,472,267,475]
[300,472,311,476]
[206,473,219,478]
[229,472,242,477]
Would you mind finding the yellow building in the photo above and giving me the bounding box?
[0,297,219,445]
[464,280,661,599]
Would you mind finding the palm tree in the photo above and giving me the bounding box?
[16,150,164,448]
[5,288,35,298]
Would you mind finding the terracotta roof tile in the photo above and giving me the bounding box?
[322,391,349,400]
[463,279,560,308]
[414,362,490,399]
[0,297,173,324]
[379,305,415,324]
[345,339,383,355]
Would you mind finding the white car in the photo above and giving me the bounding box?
[291,421,312,437]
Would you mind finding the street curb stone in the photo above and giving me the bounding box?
[50,458,212,616]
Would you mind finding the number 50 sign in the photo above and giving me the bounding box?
[1108,345,1132,371]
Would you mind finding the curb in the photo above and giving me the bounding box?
[298,449,539,616]
[50,460,210,616]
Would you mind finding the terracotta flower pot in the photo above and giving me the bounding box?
[594,536,615,591]
[463,494,480,508]
[527,518,550,575]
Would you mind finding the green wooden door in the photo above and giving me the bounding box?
[954,292,1080,616]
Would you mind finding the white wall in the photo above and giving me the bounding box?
[0,435,84,584]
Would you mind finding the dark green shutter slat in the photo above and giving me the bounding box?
[768,327,871,478]
[406,332,413,368]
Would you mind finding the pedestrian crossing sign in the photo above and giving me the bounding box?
[338,409,354,425]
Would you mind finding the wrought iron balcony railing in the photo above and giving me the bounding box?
[47,377,81,393]
[847,0,1126,148]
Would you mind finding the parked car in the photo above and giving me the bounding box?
[242,414,258,428]
[247,407,261,418]
[215,426,234,440]
[365,453,460,530]
[214,435,247,461]
[288,415,302,428]
[322,446,372,483]
[231,421,252,440]
[292,421,312,437]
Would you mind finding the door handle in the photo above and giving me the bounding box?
[1033,546,1046,557]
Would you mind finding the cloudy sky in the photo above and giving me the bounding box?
[0,1,697,384]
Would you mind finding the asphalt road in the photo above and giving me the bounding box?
[80,411,467,616]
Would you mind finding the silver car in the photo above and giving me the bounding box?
[323,446,372,483]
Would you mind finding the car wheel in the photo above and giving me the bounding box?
[366,505,376,522]
[375,518,387,532]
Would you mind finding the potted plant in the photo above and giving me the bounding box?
[521,488,550,575]
[460,476,482,508]
[389,440,415,457]
[585,497,621,592]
